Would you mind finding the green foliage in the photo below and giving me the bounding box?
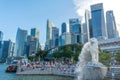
[28,56,34,61]
[35,50,48,60]
[28,50,48,61]
[115,51,120,61]
[51,44,83,62]
[52,51,61,58]
[61,45,73,58]
[73,44,83,62]
[99,51,112,66]
[28,44,112,66]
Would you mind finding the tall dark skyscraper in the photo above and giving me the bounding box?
[31,28,40,40]
[1,40,12,62]
[30,28,40,50]
[69,18,81,33]
[14,28,28,57]
[0,31,3,41]
[0,31,3,60]
[61,22,67,34]
[91,3,107,40]
[106,10,118,38]
[52,27,59,48]
[26,35,38,57]
[69,18,82,44]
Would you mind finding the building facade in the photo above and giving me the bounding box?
[31,28,40,40]
[1,40,12,62]
[60,32,71,46]
[61,22,67,34]
[91,3,107,40]
[83,10,91,43]
[69,18,82,44]
[0,31,3,41]
[106,10,118,39]
[0,41,3,61]
[99,38,120,52]
[14,28,28,57]
[31,28,40,50]
[45,20,55,50]
[26,35,38,57]
[51,27,59,48]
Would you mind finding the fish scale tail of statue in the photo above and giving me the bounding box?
[75,38,107,80]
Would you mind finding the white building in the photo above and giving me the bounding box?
[99,38,120,52]
[60,32,71,46]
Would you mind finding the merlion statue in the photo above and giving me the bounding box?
[75,38,107,80]
[78,38,99,64]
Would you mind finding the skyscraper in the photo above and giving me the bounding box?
[69,18,82,44]
[45,19,55,50]
[0,31,3,60]
[0,41,3,61]
[31,28,40,50]
[61,32,71,46]
[69,18,81,33]
[1,40,12,62]
[106,10,118,38]
[52,27,59,48]
[14,28,28,57]
[61,22,67,34]
[31,28,40,40]
[0,31,3,41]
[26,36,38,56]
[83,10,91,43]
[91,3,107,40]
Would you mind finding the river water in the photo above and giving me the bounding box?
[0,64,74,80]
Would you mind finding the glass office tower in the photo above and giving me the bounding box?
[106,10,118,38]
[91,3,107,40]
[14,28,28,57]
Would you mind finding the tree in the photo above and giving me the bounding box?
[115,51,120,61]
[52,51,61,59]
[34,50,48,60]
[62,45,73,59]
[73,44,83,62]
[99,51,112,66]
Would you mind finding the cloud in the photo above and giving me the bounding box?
[73,0,120,35]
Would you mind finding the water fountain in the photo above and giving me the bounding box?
[75,38,107,80]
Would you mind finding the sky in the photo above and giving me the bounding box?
[74,0,120,33]
[0,0,78,48]
[0,0,120,48]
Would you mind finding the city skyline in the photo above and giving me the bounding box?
[0,0,119,48]
[0,0,78,48]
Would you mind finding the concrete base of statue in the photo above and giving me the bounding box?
[76,62,107,80]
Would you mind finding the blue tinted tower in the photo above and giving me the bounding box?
[106,10,118,38]
[1,40,12,62]
[69,18,82,44]
[14,28,28,57]
[61,22,67,34]
[91,3,107,40]
[52,27,59,48]
[0,31,3,41]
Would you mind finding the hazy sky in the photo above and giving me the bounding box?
[0,0,78,47]
[0,0,120,48]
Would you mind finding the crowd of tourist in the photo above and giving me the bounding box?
[18,60,76,75]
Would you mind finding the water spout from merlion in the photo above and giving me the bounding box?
[75,38,107,80]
